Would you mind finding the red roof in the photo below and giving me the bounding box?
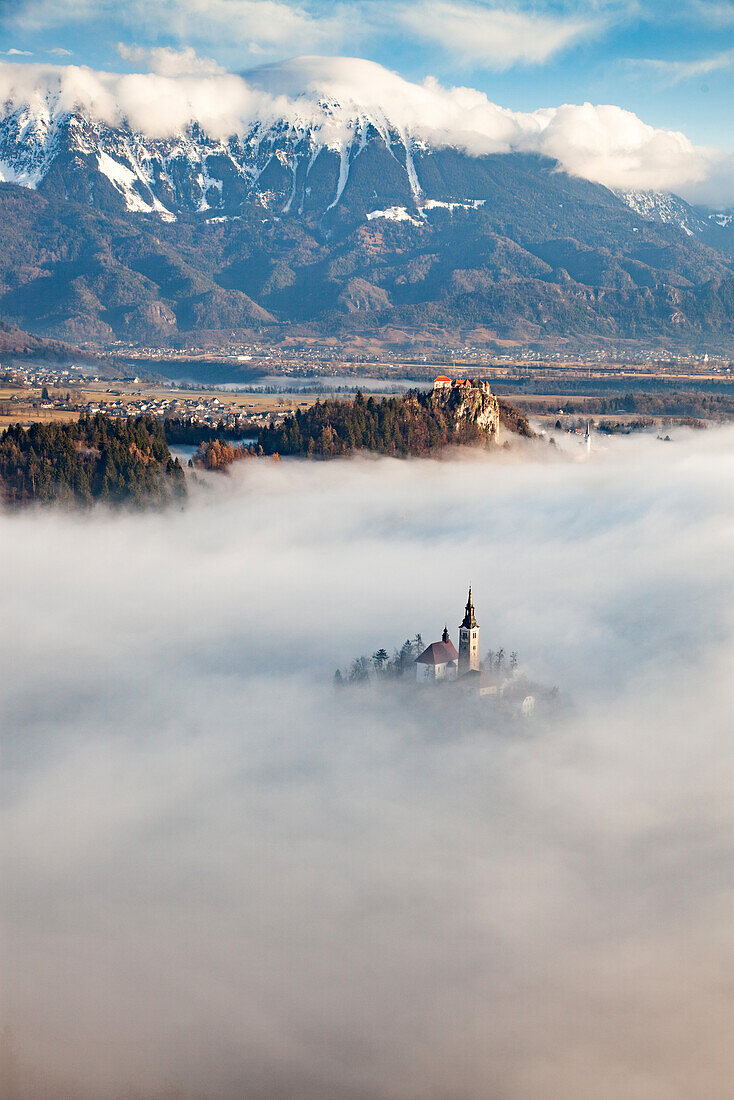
[434,375,452,383]
[416,640,459,665]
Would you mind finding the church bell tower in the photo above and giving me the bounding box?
[458,587,480,675]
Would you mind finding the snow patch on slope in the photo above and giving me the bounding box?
[615,189,704,235]
[97,151,174,219]
[401,133,422,202]
[326,143,351,211]
[420,199,486,213]
[366,206,423,226]
[0,156,45,187]
[196,160,224,212]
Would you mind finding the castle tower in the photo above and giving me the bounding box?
[458,587,480,675]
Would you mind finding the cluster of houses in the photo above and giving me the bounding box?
[77,393,255,424]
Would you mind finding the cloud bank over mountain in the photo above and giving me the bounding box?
[0,53,731,202]
[3,430,734,1098]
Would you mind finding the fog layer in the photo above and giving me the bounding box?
[3,429,734,1099]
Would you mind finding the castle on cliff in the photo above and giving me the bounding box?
[429,377,500,442]
[415,587,480,683]
[432,376,493,395]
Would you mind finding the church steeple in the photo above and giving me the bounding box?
[442,625,450,643]
[461,586,478,629]
[458,586,480,675]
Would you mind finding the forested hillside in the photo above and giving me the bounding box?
[259,389,529,457]
[0,414,185,506]
[1,142,733,351]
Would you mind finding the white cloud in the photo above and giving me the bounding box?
[2,47,33,55]
[522,101,715,194]
[0,53,729,199]
[138,0,351,52]
[117,43,227,76]
[48,46,73,55]
[3,0,98,31]
[687,0,734,25]
[397,0,599,68]
[637,46,734,84]
[7,0,352,56]
[4,431,734,1097]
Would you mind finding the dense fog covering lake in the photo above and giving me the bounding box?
[2,427,734,1099]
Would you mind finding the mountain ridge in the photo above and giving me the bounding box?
[1,59,733,350]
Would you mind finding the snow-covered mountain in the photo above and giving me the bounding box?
[1,57,733,348]
[0,55,730,233]
[0,107,430,223]
[4,94,732,258]
[0,58,451,220]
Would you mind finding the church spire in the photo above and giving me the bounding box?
[461,586,478,629]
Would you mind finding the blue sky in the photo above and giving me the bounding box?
[1,0,733,150]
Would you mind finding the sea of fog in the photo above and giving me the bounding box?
[2,428,734,1099]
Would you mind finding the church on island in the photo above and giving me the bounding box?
[334,584,550,720]
[415,587,481,683]
[413,587,540,717]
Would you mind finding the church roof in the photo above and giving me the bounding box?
[416,640,459,666]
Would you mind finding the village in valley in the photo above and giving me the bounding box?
[336,587,560,723]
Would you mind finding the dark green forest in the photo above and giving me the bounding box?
[259,390,529,457]
[0,414,185,506]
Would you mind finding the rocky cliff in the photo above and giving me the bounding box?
[429,381,500,442]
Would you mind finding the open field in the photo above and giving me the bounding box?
[0,380,388,430]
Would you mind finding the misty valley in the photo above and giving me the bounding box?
[3,426,734,1098]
